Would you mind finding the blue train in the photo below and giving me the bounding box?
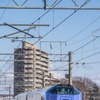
[14,84,82,100]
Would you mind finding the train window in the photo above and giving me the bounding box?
[48,85,80,95]
[73,88,80,95]
[57,86,74,94]
[49,87,57,94]
[48,86,74,95]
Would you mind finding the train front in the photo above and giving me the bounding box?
[45,84,82,100]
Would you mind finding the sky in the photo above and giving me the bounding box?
[0,0,100,94]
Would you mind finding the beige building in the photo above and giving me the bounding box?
[14,41,50,96]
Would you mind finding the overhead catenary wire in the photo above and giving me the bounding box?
[61,15,100,59]
[66,16,100,43]
[67,35,91,46]
[51,64,68,71]
[0,0,92,82]
[42,0,92,71]
[31,0,63,25]
[12,0,28,6]
[72,60,100,75]
[51,0,59,7]
[49,14,100,59]
[32,0,92,46]
[73,46,100,55]
[73,36,99,53]
[2,0,92,72]
[73,50,100,63]
[84,61,100,64]
[1,0,62,65]
[0,0,62,40]
[0,34,27,73]
[0,0,11,21]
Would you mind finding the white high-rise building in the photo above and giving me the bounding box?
[14,41,50,96]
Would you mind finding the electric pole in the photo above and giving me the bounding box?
[9,86,11,100]
[42,71,45,88]
[68,51,72,85]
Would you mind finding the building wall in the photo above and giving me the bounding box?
[14,41,49,96]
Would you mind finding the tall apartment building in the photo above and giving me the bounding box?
[14,41,50,96]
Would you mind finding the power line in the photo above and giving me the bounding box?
[66,16,100,43]
[73,50,100,63]
[20,0,92,73]
[73,37,99,53]
[12,0,28,6]
[73,46,100,55]
[0,0,92,79]
[68,35,91,46]
[49,15,100,58]
[85,61,100,64]
[0,34,27,71]
[31,0,63,24]
[51,0,59,7]
[33,0,92,46]
[74,61,100,65]
[0,0,63,40]
[0,0,11,21]
[51,64,68,71]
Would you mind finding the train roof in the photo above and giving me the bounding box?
[14,84,81,98]
[46,84,81,95]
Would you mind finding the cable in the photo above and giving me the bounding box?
[73,46,100,55]
[51,64,68,71]
[31,0,63,25]
[72,0,78,7]
[48,14,100,59]
[74,61,100,65]
[30,0,92,64]
[45,0,92,71]
[73,37,99,53]
[85,61,100,64]
[0,34,27,73]
[34,27,41,37]
[33,0,92,46]
[68,35,91,46]
[73,50,100,63]
[0,0,11,21]
[0,0,92,81]
[0,0,11,69]
[21,0,28,6]
[66,16,100,43]
[12,0,28,6]
[51,0,59,6]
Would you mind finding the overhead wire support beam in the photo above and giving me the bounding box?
[4,23,35,38]
[0,53,66,55]
[5,36,42,39]
[50,70,68,71]
[49,53,67,55]
[50,60,68,62]
[0,60,68,62]
[0,6,99,10]
[0,24,49,26]
[0,26,35,39]
[0,23,49,39]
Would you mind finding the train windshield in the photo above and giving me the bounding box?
[48,85,80,95]
[57,86,74,94]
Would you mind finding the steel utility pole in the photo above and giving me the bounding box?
[42,71,45,88]
[9,86,11,100]
[68,51,72,85]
